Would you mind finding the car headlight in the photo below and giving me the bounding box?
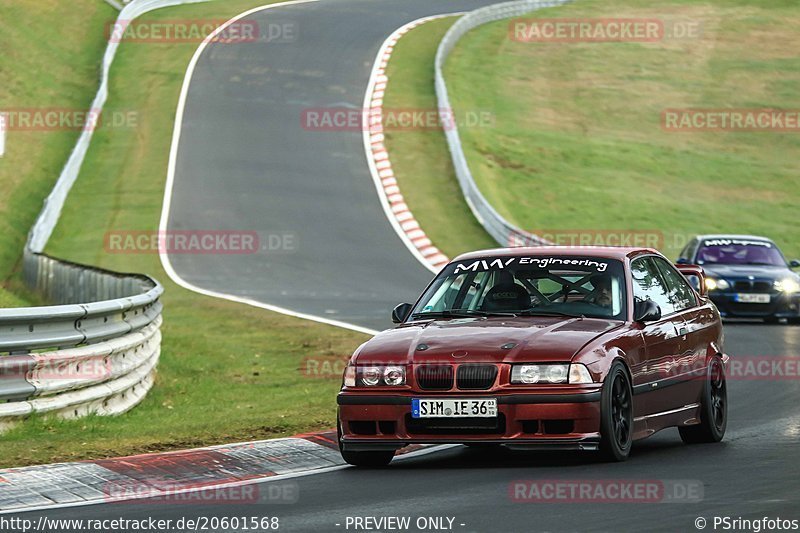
[775,278,800,294]
[384,366,405,386]
[546,365,568,383]
[705,278,730,291]
[513,364,542,384]
[511,364,593,384]
[344,365,406,387]
[361,367,382,386]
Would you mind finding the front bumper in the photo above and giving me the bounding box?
[337,391,601,452]
[709,291,800,319]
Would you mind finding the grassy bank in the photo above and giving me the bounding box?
[1,0,368,468]
[443,0,800,258]
[0,0,116,306]
[385,1,800,260]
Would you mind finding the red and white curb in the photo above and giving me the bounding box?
[0,431,440,513]
[363,16,460,273]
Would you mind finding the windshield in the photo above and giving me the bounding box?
[696,239,786,266]
[411,256,627,321]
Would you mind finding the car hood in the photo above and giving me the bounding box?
[702,264,795,280]
[355,316,623,365]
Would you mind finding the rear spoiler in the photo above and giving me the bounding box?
[675,264,707,296]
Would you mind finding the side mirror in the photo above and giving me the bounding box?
[634,300,662,323]
[790,260,800,269]
[392,303,413,324]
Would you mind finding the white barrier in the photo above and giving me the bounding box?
[0,113,6,158]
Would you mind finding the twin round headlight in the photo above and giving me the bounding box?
[344,365,406,387]
[705,278,730,291]
[511,363,593,384]
[706,277,800,294]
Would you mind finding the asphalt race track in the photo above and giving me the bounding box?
[15,0,799,531]
[165,0,504,331]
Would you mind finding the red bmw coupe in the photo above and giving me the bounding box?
[337,247,729,466]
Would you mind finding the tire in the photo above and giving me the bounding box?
[788,317,800,325]
[337,419,394,468]
[679,356,727,444]
[598,362,633,462]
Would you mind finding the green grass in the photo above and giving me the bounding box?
[1,0,368,468]
[0,0,116,306]
[385,1,800,261]
[443,0,800,259]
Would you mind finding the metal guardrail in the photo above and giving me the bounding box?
[435,0,571,247]
[0,0,209,430]
[0,251,164,431]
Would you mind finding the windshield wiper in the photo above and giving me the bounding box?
[518,309,585,318]
[410,310,482,319]
[410,310,517,319]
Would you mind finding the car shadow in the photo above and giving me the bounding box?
[385,429,703,471]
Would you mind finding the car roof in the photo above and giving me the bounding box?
[694,234,775,243]
[452,246,660,262]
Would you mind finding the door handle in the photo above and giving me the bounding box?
[676,326,688,336]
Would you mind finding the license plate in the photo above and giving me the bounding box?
[735,293,770,303]
[411,398,497,418]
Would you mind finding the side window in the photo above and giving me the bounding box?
[678,239,695,262]
[653,257,697,312]
[630,258,676,317]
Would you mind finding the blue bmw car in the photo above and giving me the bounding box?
[678,235,800,323]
